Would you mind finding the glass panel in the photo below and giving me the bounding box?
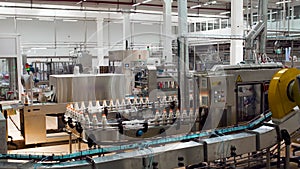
[221,19,227,28]
[201,22,206,31]
[190,23,195,32]
[208,22,213,30]
[237,83,262,123]
[0,58,18,100]
[196,22,201,31]
[214,20,220,29]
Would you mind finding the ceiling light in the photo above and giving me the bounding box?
[37,17,54,21]
[220,11,230,15]
[132,2,141,7]
[16,18,32,21]
[190,4,202,9]
[276,0,291,4]
[142,0,152,4]
[63,19,78,22]
[31,47,47,50]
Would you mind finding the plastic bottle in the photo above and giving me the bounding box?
[74,102,80,111]
[168,96,173,102]
[173,95,178,102]
[65,105,71,118]
[88,101,93,111]
[182,109,187,122]
[69,103,74,109]
[175,108,180,119]
[92,114,99,129]
[139,97,144,105]
[109,99,114,108]
[102,100,108,107]
[121,99,126,107]
[161,96,167,105]
[101,114,108,129]
[145,97,150,105]
[133,97,138,105]
[78,111,85,123]
[162,109,167,125]
[168,109,174,124]
[154,109,160,125]
[115,99,120,108]
[84,114,91,128]
[127,98,132,106]
[80,101,86,111]
[95,100,101,109]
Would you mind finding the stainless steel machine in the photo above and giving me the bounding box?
[19,73,129,145]
[1,66,300,169]
[197,63,283,128]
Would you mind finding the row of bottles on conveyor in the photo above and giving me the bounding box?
[64,95,196,129]
[152,108,198,126]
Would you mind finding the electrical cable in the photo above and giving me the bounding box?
[9,116,21,132]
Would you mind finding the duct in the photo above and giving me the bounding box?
[244,0,268,62]
[259,0,268,56]
[245,21,265,49]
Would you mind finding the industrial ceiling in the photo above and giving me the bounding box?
[0,0,290,15]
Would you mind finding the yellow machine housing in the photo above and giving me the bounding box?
[268,68,300,120]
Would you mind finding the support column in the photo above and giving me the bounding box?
[178,0,189,111]
[123,12,131,50]
[0,112,7,154]
[97,16,105,66]
[259,0,268,56]
[230,0,244,65]
[163,0,173,63]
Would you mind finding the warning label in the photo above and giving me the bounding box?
[236,75,243,83]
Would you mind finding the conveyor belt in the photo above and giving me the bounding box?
[0,112,272,161]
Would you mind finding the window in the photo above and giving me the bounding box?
[294,6,300,19]
[208,22,213,30]
[190,23,195,32]
[201,22,206,31]
[214,20,220,29]
[196,22,201,31]
[221,19,227,28]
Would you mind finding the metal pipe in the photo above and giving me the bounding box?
[266,148,270,169]
[285,145,290,169]
[78,133,82,152]
[288,1,291,35]
[68,131,72,153]
[250,0,253,28]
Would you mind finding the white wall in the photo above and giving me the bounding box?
[0,18,164,58]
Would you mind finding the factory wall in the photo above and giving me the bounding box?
[0,18,163,58]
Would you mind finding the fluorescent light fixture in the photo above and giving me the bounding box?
[16,18,32,21]
[220,11,230,15]
[132,2,141,7]
[190,4,202,9]
[141,22,153,25]
[38,17,54,21]
[142,0,152,4]
[63,19,78,22]
[31,47,47,50]
[276,0,291,4]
